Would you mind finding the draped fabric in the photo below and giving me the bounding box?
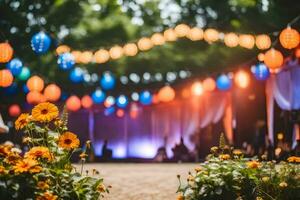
[68,91,233,158]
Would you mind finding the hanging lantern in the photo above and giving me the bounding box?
[0,69,13,87]
[27,75,44,92]
[191,82,203,96]
[56,45,70,55]
[257,53,265,62]
[139,90,152,105]
[79,51,93,64]
[163,29,177,42]
[264,48,284,70]
[71,51,82,63]
[204,28,219,43]
[296,48,300,58]
[109,45,123,59]
[279,27,299,49]
[100,72,116,90]
[18,66,31,81]
[92,89,106,104]
[255,34,271,50]
[31,31,51,54]
[158,85,175,102]
[187,27,204,41]
[151,33,165,45]
[239,34,255,49]
[174,24,190,37]
[216,74,232,91]
[116,109,125,118]
[81,95,93,109]
[44,84,61,102]
[0,42,13,63]
[202,78,216,92]
[9,104,21,117]
[66,95,81,111]
[116,95,129,108]
[94,49,110,63]
[137,37,153,51]
[123,43,138,56]
[224,33,239,47]
[6,58,23,76]
[234,71,250,89]
[251,63,270,81]
[58,52,75,70]
[26,91,42,104]
[69,67,84,83]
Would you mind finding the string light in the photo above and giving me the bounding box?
[239,34,255,49]
[255,34,271,50]
[234,71,250,89]
[137,37,153,51]
[174,24,190,37]
[94,49,110,63]
[109,45,123,59]
[191,81,203,96]
[163,28,177,42]
[150,33,165,45]
[123,43,138,56]
[187,27,204,41]
[204,28,219,43]
[224,33,239,47]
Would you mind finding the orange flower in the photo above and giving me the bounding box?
[177,194,184,200]
[29,165,42,173]
[4,152,21,164]
[36,191,58,200]
[58,132,80,150]
[32,102,59,122]
[13,158,38,173]
[25,146,52,161]
[15,113,30,130]
[247,161,260,169]
[219,154,231,160]
[97,184,106,193]
[37,181,50,190]
[287,156,300,163]
[0,145,11,156]
[233,149,243,156]
[0,166,6,174]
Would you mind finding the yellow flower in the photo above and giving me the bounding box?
[262,176,270,182]
[233,149,243,156]
[15,113,30,130]
[177,194,184,200]
[287,156,300,163]
[194,166,202,172]
[29,165,43,173]
[219,154,230,160]
[13,158,38,173]
[32,102,59,122]
[36,191,58,200]
[187,175,194,182]
[279,181,288,188]
[247,161,260,169]
[25,146,52,161]
[79,152,88,160]
[4,152,21,164]
[0,145,11,157]
[58,132,80,150]
[0,166,6,174]
[97,183,106,193]
[37,181,49,190]
[22,137,32,144]
[210,146,218,153]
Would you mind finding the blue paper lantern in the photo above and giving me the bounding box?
[23,84,29,94]
[116,95,129,108]
[252,63,270,81]
[104,106,115,116]
[58,52,75,70]
[216,74,232,91]
[92,89,106,104]
[31,31,51,54]
[100,72,115,90]
[6,58,23,76]
[4,82,18,95]
[18,67,31,81]
[69,67,84,83]
[139,90,152,105]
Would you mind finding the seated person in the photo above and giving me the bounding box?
[154,136,168,162]
[101,140,113,160]
[172,137,190,162]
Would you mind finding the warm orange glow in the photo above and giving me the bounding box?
[163,29,177,42]
[239,34,255,49]
[56,45,70,55]
[264,48,284,70]
[151,33,165,45]
[203,78,216,92]
[94,49,110,63]
[158,85,175,102]
[0,42,13,63]
[71,51,82,63]
[296,48,300,58]
[109,46,123,59]
[174,24,190,37]
[81,95,93,109]
[191,82,203,96]
[152,94,160,104]
[137,37,153,51]
[224,33,239,47]
[66,96,81,111]
[79,51,93,64]
[255,34,271,50]
[123,43,138,56]
[44,84,61,102]
[0,69,13,87]
[116,109,125,117]
[204,28,219,43]
[27,75,44,92]
[187,27,204,41]
[9,104,21,117]
[26,91,42,104]
[234,71,250,89]
[181,88,190,98]
[279,27,299,49]
[257,53,265,62]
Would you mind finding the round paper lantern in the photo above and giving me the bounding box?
[56,45,70,55]
[163,29,177,42]
[239,34,255,49]
[31,31,51,54]
[69,67,84,83]
[100,72,115,90]
[4,82,17,95]
[44,84,61,102]
[139,90,152,105]
[104,106,115,116]
[104,96,115,108]
[81,95,93,109]
[66,95,81,111]
[71,51,82,63]
[158,85,175,102]
[251,63,270,81]
[123,43,138,56]
[257,53,265,62]
[26,91,42,104]
[116,95,129,108]
[0,42,13,63]
[0,69,13,87]
[255,34,271,50]
[191,82,203,96]
[224,33,239,47]
[174,24,190,37]
[151,33,165,45]
[18,66,30,81]
[116,109,125,118]
[9,104,21,117]
[216,74,232,91]
[6,58,23,76]
[187,27,204,41]
[137,37,153,51]
[109,46,123,59]
[94,49,110,63]
[58,52,75,70]
[92,89,106,104]
[264,48,284,70]
[79,51,93,64]
[27,75,44,92]
[279,27,299,49]
[204,28,219,43]
[203,78,216,92]
[234,71,250,89]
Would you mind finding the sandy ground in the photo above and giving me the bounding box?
[77,163,198,200]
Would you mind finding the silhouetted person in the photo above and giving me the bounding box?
[154,136,168,162]
[101,140,112,161]
[172,137,190,162]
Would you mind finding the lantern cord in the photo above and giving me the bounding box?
[288,14,300,26]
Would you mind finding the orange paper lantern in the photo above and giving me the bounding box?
[44,84,61,102]
[264,48,284,70]
[0,69,14,87]
[151,33,165,45]
[174,24,190,37]
[79,51,93,64]
[163,29,177,42]
[81,95,93,109]
[191,82,203,96]
[234,71,250,89]
[204,28,219,43]
[279,27,299,49]
[56,45,70,55]
[203,78,216,92]
[0,42,13,63]
[26,91,42,104]
[257,53,265,62]
[9,104,21,117]
[109,46,123,59]
[187,27,204,41]
[66,95,81,111]
[158,85,175,102]
[224,33,239,47]
[239,34,255,49]
[27,75,44,92]
[137,37,153,51]
[94,49,110,63]
[295,48,300,58]
[123,43,138,56]
[255,34,271,50]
